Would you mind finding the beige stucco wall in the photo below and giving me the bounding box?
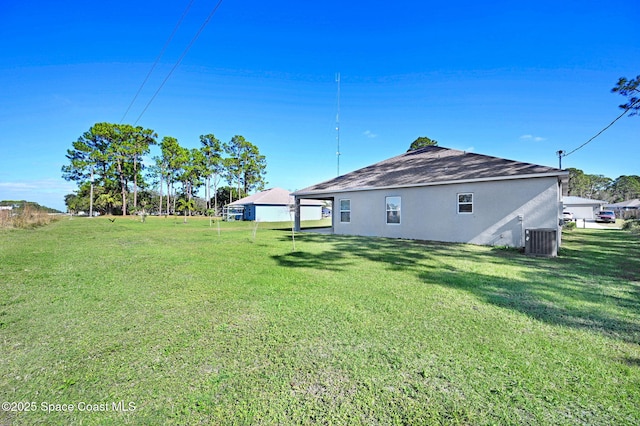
[331,176,561,247]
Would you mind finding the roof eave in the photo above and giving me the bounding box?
[294,171,569,197]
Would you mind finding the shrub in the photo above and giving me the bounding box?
[563,221,576,231]
[622,219,640,234]
[0,205,59,229]
[0,210,10,228]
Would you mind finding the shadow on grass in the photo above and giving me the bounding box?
[273,232,451,276]
[272,230,640,345]
[622,357,640,367]
[272,249,352,272]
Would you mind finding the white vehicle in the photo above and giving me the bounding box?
[562,210,574,222]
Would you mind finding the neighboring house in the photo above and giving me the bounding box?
[0,206,13,211]
[226,187,323,222]
[605,199,640,219]
[293,146,568,249]
[562,196,607,220]
[605,198,640,210]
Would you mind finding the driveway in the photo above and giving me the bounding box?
[575,219,621,230]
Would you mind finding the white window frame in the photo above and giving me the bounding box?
[457,193,473,214]
[339,199,351,223]
[386,196,401,224]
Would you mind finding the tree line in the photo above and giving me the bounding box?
[62,123,267,215]
[567,168,640,202]
[0,200,62,214]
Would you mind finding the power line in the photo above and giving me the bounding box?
[120,0,196,124]
[562,99,639,159]
[133,0,225,125]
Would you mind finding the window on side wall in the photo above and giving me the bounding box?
[386,196,401,224]
[458,193,473,214]
[340,199,351,223]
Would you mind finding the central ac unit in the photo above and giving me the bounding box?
[525,228,557,257]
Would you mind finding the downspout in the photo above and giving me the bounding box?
[518,214,524,248]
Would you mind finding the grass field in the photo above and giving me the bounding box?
[1,217,639,425]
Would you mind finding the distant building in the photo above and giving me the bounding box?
[562,196,607,220]
[225,187,323,222]
[605,199,640,219]
[605,199,640,211]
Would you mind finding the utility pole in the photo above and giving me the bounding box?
[89,167,94,218]
[335,72,341,176]
[556,150,565,169]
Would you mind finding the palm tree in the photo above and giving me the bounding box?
[176,198,196,223]
[96,192,119,216]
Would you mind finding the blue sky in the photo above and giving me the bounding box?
[1,0,638,211]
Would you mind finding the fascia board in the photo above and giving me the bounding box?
[294,171,569,197]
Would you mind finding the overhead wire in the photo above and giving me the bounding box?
[129,0,225,125]
[562,99,639,158]
[120,0,196,124]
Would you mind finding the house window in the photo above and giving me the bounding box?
[458,193,473,214]
[340,199,351,223]
[386,196,401,224]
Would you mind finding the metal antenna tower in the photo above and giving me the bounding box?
[335,72,341,176]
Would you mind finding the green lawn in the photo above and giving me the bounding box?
[1,217,639,425]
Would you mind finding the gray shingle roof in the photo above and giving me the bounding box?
[295,146,566,195]
[606,199,640,208]
[563,196,607,205]
[229,187,323,206]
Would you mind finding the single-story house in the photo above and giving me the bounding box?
[562,196,607,220]
[605,199,640,219]
[605,199,640,211]
[293,146,568,251]
[226,187,323,222]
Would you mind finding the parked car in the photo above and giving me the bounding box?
[562,210,574,222]
[595,210,616,223]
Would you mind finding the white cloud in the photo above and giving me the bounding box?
[0,179,75,211]
[0,182,32,190]
[520,134,546,142]
[363,130,377,139]
[0,179,74,193]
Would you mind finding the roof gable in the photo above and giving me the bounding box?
[229,187,291,206]
[295,146,565,195]
[563,196,607,205]
[229,187,323,206]
[606,199,640,208]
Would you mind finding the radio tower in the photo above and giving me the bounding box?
[335,72,341,176]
